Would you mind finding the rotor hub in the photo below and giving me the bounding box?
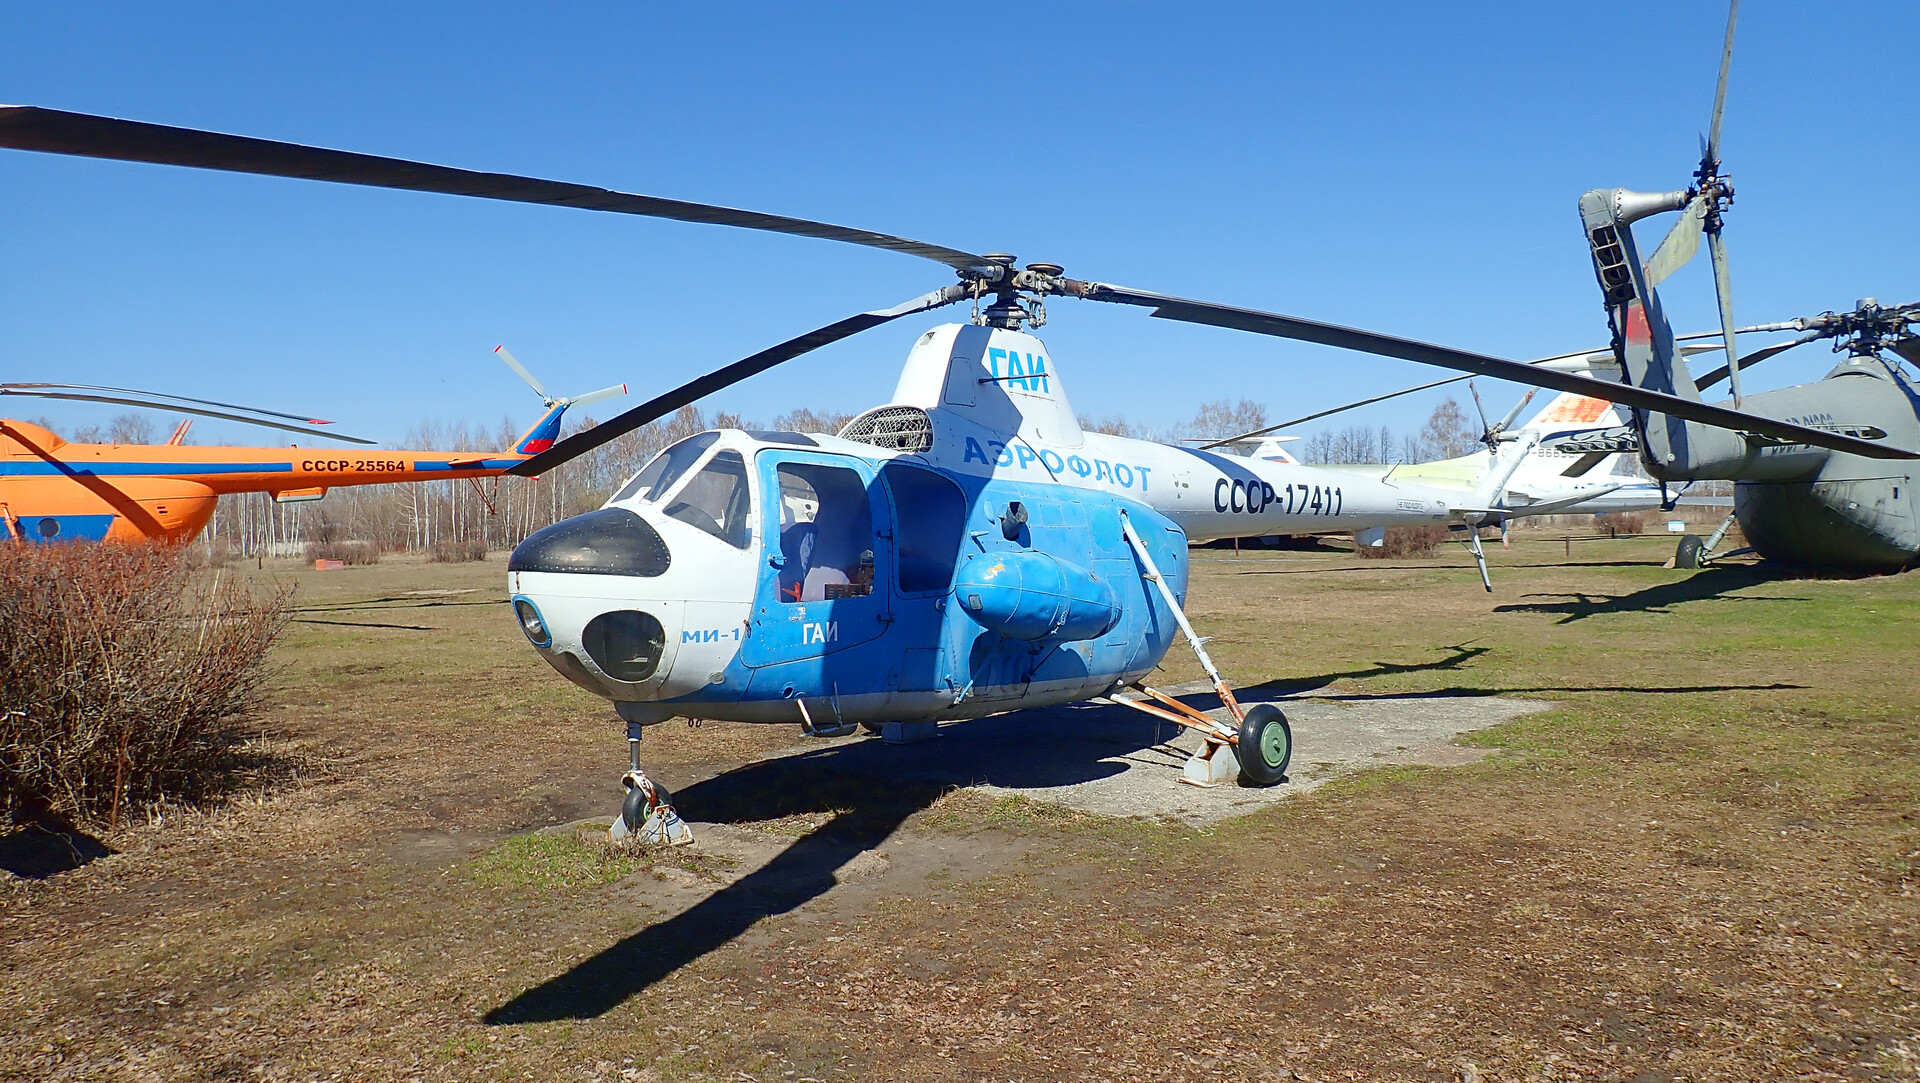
[961,259,1069,330]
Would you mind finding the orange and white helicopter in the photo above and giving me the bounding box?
[0,349,622,544]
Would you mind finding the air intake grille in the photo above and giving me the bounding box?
[838,406,934,452]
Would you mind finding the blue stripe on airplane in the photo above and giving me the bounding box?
[0,462,294,477]
[412,460,524,471]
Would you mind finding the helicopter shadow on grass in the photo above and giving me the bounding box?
[481,701,1165,1025]
[482,645,1500,1025]
[286,593,502,632]
[1493,564,1809,624]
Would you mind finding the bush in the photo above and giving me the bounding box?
[429,539,487,563]
[192,539,238,568]
[304,540,380,565]
[0,542,292,828]
[1356,524,1451,559]
[1593,512,1648,536]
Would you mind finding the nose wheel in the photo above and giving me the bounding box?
[608,723,692,846]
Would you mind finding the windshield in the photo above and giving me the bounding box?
[663,450,752,548]
[612,432,719,504]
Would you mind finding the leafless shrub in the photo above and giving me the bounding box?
[429,539,487,563]
[304,540,381,565]
[187,538,238,569]
[1356,525,1450,559]
[0,542,292,829]
[1594,512,1649,537]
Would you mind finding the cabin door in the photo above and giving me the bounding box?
[740,451,894,669]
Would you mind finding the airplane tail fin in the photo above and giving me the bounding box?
[1508,392,1638,484]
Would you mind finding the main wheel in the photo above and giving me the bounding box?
[861,721,887,735]
[1236,703,1292,787]
[1676,533,1706,570]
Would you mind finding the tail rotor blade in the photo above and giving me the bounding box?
[1707,0,1740,164]
[494,345,550,400]
[1644,195,1707,288]
[1495,388,1537,435]
[566,383,628,410]
[1468,380,1493,435]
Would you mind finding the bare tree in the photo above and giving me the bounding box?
[1183,399,1268,440]
[1078,414,1148,439]
[107,413,156,445]
[771,407,854,436]
[1419,397,1479,460]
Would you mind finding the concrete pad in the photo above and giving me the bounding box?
[964,685,1553,824]
[725,684,1554,827]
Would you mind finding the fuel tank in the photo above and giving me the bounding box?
[951,549,1120,642]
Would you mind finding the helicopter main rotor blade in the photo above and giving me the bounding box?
[0,386,374,443]
[1067,281,1920,461]
[1194,341,1662,451]
[0,106,992,273]
[1197,373,1473,449]
[1893,335,1920,367]
[493,346,549,400]
[1693,331,1821,392]
[508,283,969,476]
[1,380,346,427]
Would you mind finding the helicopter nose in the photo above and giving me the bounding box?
[508,506,685,698]
[508,507,671,577]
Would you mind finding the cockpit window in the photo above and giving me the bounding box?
[664,450,751,548]
[613,432,718,504]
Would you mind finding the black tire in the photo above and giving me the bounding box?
[1676,533,1706,570]
[620,784,651,832]
[620,779,672,831]
[861,721,887,735]
[1237,703,1292,787]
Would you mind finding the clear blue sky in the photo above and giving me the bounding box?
[4,2,1916,450]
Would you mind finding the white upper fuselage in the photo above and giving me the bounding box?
[883,323,1495,539]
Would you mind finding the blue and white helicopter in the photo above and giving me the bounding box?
[508,313,1540,840]
[4,106,1908,842]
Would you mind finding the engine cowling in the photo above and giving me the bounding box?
[952,550,1120,642]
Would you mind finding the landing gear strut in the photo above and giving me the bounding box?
[1108,511,1291,788]
[1674,512,1741,570]
[608,720,692,845]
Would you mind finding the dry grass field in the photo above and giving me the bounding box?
[4,533,1918,1082]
